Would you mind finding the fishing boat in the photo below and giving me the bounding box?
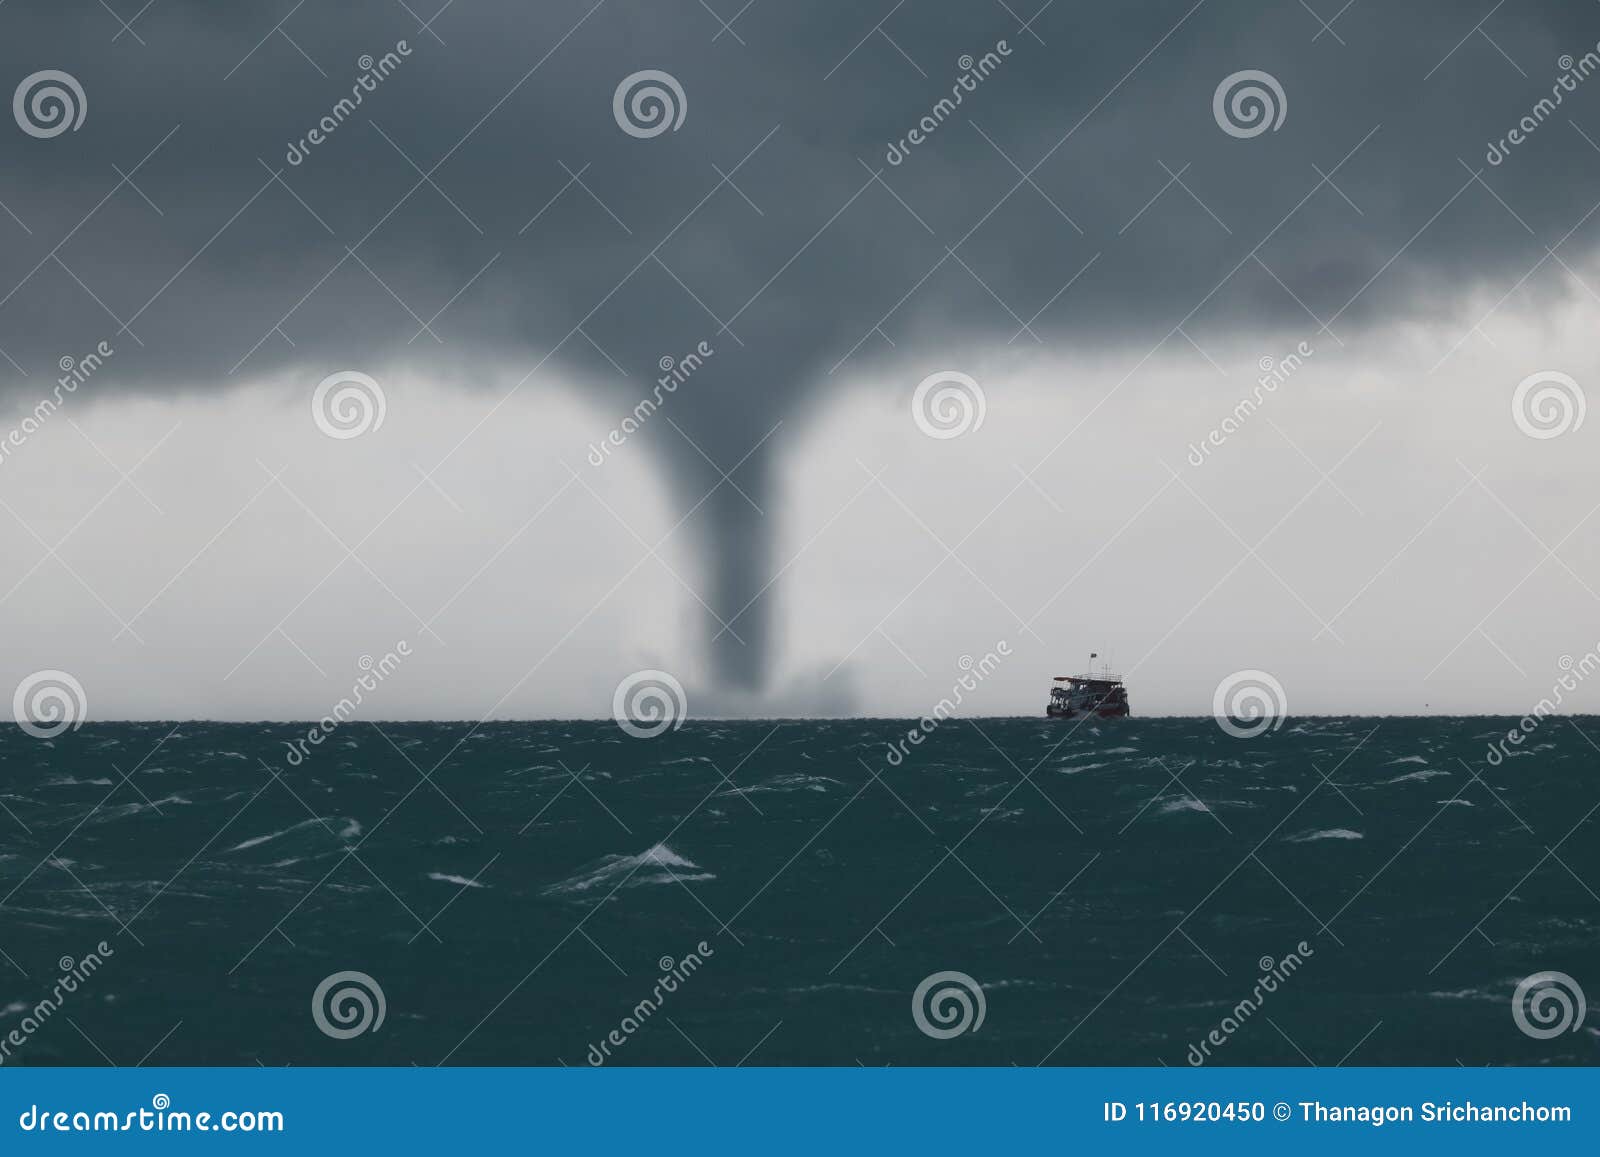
[1046,653,1129,719]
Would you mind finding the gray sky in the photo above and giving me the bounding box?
[2,0,1599,718]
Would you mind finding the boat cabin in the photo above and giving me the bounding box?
[1046,674,1130,719]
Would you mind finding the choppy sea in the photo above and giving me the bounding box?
[1,717,1596,1066]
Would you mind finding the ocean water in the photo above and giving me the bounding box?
[0,717,1596,1067]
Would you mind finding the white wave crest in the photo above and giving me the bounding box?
[229,817,358,851]
[1287,828,1364,842]
[427,872,487,888]
[1383,768,1450,784]
[544,842,711,896]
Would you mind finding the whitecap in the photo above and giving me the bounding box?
[723,773,840,796]
[544,843,712,896]
[981,806,1024,821]
[1383,768,1450,784]
[88,796,192,823]
[427,872,487,888]
[229,819,320,851]
[228,816,355,851]
[770,983,897,996]
[1287,828,1364,842]
[1160,797,1210,815]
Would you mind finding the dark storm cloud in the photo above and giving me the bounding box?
[2,0,1598,683]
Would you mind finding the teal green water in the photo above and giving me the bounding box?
[1,717,1595,1065]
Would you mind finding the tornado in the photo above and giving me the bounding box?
[694,456,774,688]
[651,358,786,689]
[2,0,1594,707]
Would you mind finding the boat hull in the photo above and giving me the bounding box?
[1046,703,1129,719]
